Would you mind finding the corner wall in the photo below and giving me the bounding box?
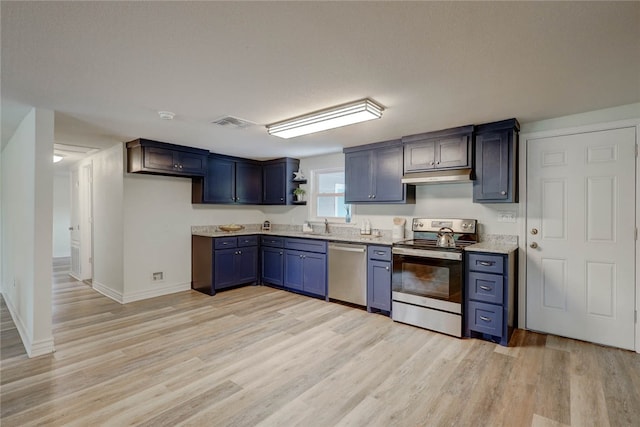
[0,108,54,357]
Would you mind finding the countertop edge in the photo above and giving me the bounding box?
[192,230,397,246]
[464,242,518,254]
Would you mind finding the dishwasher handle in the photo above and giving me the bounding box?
[328,243,366,253]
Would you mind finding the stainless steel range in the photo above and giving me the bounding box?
[391,218,477,337]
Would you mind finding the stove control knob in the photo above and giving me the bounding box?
[462,223,469,229]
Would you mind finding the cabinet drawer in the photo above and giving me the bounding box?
[215,237,238,249]
[468,272,504,304]
[261,236,285,248]
[285,238,327,254]
[367,245,391,261]
[468,301,503,337]
[467,253,504,274]
[238,235,258,247]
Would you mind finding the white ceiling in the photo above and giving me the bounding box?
[2,1,639,161]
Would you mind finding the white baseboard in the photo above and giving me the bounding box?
[1,292,55,358]
[92,281,125,304]
[92,281,191,304]
[122,282,191,304]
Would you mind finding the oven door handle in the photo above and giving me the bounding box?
[392,247,462,261]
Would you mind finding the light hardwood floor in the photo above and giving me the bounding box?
[1,265,639,426]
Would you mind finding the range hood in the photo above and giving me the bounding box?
[401,168,474,185]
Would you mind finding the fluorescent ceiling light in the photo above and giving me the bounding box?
[53,155,63,163]
[267,98,384,139]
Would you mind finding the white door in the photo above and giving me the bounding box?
[526,126,636,350]
[70,168,82,280]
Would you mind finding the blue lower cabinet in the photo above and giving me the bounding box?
[465,251,516,346]
[301,252,327,297]
[367,245,392,314]
[192,235,259,295]
[214,248,239,289]
[236,246,258,284]
[367,259,391,313]
[283,238,327,298]
[261,246,284,287]
[284,250,305,292]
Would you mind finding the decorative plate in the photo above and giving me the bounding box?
[218,224,245,232]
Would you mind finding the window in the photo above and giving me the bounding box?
[311,168,346,220]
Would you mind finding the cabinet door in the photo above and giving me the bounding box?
[143,146,176,172]
[473,130,513,202]
[372,145,405,202]
[436,136,470,169]
[367,259,391,311]
[345,150,373,202]
[302,252,326,297]
[235,161,262,204]
[261,246,284,286]
[403,140,436,172]
[236,246,258,284]
[176,151,206,175]
[204,156,236,203]
[214,248,238,289]
[262,162,286,204]
[284,250,304,291]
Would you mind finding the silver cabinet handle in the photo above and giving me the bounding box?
[280,198,284,201]
[480,285,492,291]
[480,316,491,322]
[500,191,506,195]
[375,251,386,256]
[279,251,283,255]
[372,194,376,198]
[238,250,242,255]
[385,266,389,271]
[478,261,494,266]
[179,165,183,169]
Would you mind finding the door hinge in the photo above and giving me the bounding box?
[635,310,638,324]
[636,228,638,241]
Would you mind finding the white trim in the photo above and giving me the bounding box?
[309,167,347,222]
[519,118,640,353]
[92,281,192,304]
[121,282,191,304]
[2,292,55,357]
[92,281,124,304]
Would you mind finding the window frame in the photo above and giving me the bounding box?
[309,167,347,222]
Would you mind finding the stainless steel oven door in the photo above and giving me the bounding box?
[392,250,463,306]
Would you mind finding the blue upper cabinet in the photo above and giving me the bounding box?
[262,158,300,205]
[402,125,473,172]
[193,154,263,204]
[344,140,415,204]
[473,119,520,203]
[126,139,208,177]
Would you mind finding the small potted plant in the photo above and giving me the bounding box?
[293,187,306,202]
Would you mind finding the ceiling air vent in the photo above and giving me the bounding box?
[211,116,255,129]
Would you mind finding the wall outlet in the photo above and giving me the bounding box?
[498,211,517,223]
[152,272,164,281]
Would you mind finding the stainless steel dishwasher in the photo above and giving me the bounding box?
[328,242,367,306]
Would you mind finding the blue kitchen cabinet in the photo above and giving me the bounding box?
[126,139,208,177]
[464,250,516,346]
[283,238,327,298]
[191,235,258,295]
[344,140,415,204]
[193,154,262,204]
[261,236,285,287]
[367,245,392,314]
[284,250,305,292]
[402,125,473,172]
[262,158,301,205]
[473,118,519,203]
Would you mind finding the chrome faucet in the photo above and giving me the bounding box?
[324,218,330,234]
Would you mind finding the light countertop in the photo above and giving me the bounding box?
[192,230,397,246]
[465,242,518,254]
